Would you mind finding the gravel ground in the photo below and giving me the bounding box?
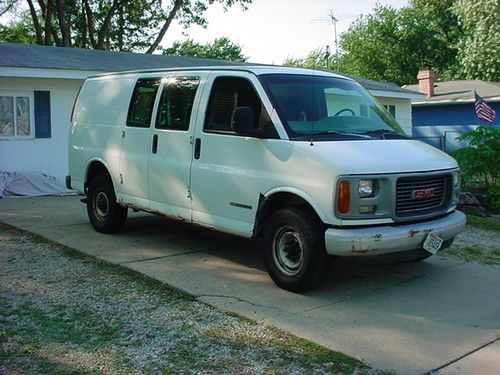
[442,223,500,264]
[0,224,381,375]
[453,225,499,249]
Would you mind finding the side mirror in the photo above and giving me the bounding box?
[231,106,266,138]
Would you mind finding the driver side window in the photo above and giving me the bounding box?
[204,76,276,137]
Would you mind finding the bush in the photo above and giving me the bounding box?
[489,185,500,214]
[451,126,500,213]
[452,126,500,188]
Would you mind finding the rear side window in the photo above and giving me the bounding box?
[204,76,274,135]
[155,77,199,131]
[127,78,160,128]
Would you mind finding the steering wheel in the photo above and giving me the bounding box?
[333,108,355,116]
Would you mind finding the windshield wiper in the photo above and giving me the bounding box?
[311,130,371,139]
[362,129,410,138]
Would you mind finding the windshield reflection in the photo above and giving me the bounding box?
[259,74,405,140]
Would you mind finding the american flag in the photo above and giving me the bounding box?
[474,92,496,123]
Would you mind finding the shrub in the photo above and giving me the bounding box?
[452,125,500,189]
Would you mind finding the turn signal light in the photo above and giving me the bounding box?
[338,181,350,214]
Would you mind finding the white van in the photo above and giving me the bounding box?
[68,66,466,291]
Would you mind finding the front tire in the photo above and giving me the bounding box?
[263,208,327,292]
[87,175,127,234]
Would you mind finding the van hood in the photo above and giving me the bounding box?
[296,139,458,175]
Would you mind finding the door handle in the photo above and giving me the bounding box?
[194,138,201,159]
[152,134,158,154]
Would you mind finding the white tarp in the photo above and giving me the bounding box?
[0,171,76,198]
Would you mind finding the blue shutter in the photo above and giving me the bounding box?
[34,91,51,138]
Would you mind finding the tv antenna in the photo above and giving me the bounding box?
[329,10,339,70]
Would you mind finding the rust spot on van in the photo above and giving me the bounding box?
[351,249,371,254]
[408,229,419,237]
[373,233,382,241]
[350,243,374,254]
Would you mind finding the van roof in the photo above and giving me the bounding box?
[90,65,349,80]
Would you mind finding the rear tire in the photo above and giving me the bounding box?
[263,208,327,292]
[87,175,127,233]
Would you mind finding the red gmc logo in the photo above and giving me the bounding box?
[412,188,437,200]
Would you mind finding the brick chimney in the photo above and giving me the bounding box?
[417,69,435,97]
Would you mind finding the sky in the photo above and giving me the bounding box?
[162,0,409,64]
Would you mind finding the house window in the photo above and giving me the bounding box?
[0,93,33,138]
[384,104,396,118]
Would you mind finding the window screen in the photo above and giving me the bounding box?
[0,95,32,138]
[204,77,272,134]
[155,77,199,131]
[127,78,160,128]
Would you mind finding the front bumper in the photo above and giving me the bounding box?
[324,211,466,256]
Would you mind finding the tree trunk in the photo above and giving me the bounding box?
[43,0,52,45]
[80,0,88,47]
[37,0,61,46]
[26,0,44,44]
[82,0,97,48]
[146,0,184,54]
[96,0,124,50]
[117,6,124,51]
[55,0,71,47]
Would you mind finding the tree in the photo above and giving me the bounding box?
[164,37,247,61]
[0,12,38,44]
[453,0,500,82]
[0,0,252,53]
[338,4,459,85]
[283,47,333,70]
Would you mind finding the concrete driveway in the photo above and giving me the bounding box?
[1,195,499,374]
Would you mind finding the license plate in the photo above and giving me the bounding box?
[423,232,443,254]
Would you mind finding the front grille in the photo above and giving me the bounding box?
[396,174,451,216]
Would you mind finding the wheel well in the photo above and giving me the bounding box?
[85,161,111,192]
[253,192,322,238]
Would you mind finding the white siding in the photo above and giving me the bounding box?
[0,77,83,182]
[375,97,413,136]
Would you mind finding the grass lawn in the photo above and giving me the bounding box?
[465,214,500,232]
[0,223,385,375]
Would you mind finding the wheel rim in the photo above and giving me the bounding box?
[272,228,304,276]
[94,191,109,221]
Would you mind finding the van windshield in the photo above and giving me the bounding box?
[258,74,406,140]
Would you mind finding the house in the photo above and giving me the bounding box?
[404,69,500,151]
[0,42,422,182]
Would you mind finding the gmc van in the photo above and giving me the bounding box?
[68,66,466,291]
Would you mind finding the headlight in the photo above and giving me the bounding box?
[358,179,374,198]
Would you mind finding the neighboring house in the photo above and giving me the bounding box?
[0,42,422,182]
[404,69,500,151]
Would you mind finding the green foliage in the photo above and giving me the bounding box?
[289,0,497,85]
[283,47,333,70]
[338,3,459,85]
[0,0,252,53]
[452,126,500,210]
[452,0,500,82]
[163,37,247,62]
[0,12,37,44]
[466,215,500,232]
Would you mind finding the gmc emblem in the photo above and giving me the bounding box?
[412,188,437,200]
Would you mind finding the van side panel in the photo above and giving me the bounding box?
[74,77,134,126]
[69,76,135,193]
